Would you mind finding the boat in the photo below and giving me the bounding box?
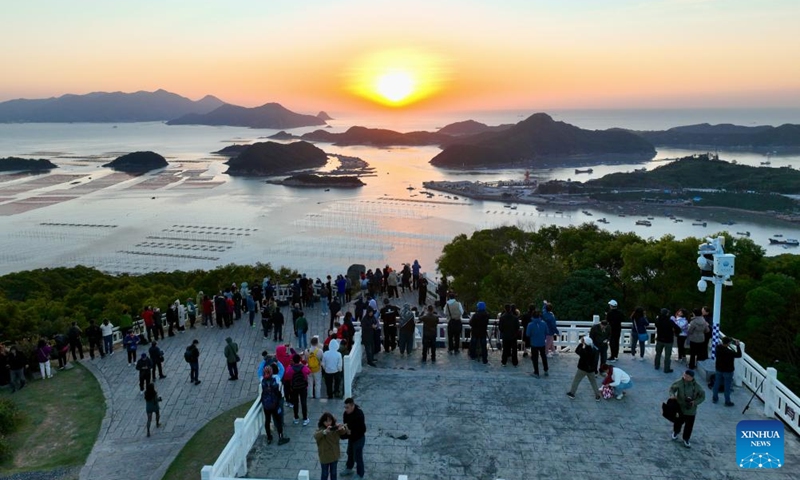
[406,186,415,191]
[504,204,512,208]
[774,234,784,238]
[635,220,652,226]
[760,161,771,166]
[575,168,593,174]
[647,216,654,220]
[597,218,609,224]
[582,210,593,216]
[692,222,707,227]
[324,188,330,192]
[736,231,751,237]
[535,206,544,212]
[634,167,647,172]
[555,210,563,214]
[509,205,517,210]
[770,238,799,246]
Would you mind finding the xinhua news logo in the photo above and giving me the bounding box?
[737,420,784,469]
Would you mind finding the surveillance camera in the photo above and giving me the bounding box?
[697,279,707,293]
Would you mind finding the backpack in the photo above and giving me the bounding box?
[291,364,308,391]
[307,348,321,371]
[184,347,193,363]
[261,377,280,411]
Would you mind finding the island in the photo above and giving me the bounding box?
[300,126,448,146]
[429,113,657,168]
[167,102,326,129]
[0,157,58,172]
[224,141,328,176]
[103,151,168,173]
[423,154,800,219]
[268,173,364,188]
[436,119,513,136]
[267,130,299,140]
[635,123,800,149]
[316,111,334,121]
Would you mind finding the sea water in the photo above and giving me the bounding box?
[0,108,799,278]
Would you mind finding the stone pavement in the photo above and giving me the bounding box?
[247,338,800,479]
[79,301,334,480]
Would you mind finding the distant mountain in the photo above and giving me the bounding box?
[635,123,800,148]
[437,119,513,136]
[316,111,334,121]
[430,113,656,168]
[103,151,168,173]
[225,141,328,176]
[301,126,448,146]
[268,131,300,140]
[168,103,326,129]
[0,89,224,123]
[0,157,58,172]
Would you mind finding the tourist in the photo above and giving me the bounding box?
[386,269,399,299]
[519,304,534,358]
[67,321,84,361]
[148,341,166,381]
[566,336,601,401]
[186,297,197,329]
[526,309,548,377]
[329,297,342,331]
[245,292,256,328]
[144,383,162,437]
[286,354,311,426]
[258,349,284,381]
[233,287,242,321]
[342,398,367,479]
[469,301,490,364]
[444,293,464,355]
[654,308,680,373]
[142,306,155,341]
[398,303,417,357]
[224,337,240,381]
[340,312,355,348]
[669,370,705,448]
[214,292,226,328]
[176,299,186,332]
[225,293,235,327]
[605,300,624,362]
[542,301,559,357]
[85,320,103,360]
[7,346,27,392]
[185,339,201,385]
[361,308,377,367]
[320,282,330,317]
[672,309,690,363]
[54,333,69,370]
[687,312,709,369]
[380,298,399,352]
[314,412,349,480]
[291,303,304,336]
[589,315,611,371]
[202,295,214,327]
[166,301,177,336]
[123,330,139,366]
[153,307,165,340]
[419,304,439,363]
[100,318,114,356]
[400,264,411,293]
[354,295,366,322]
[701,306,713,359]
[411,260,421,290]
[417,275,428,307]
[498,304,519,367]
[36,339,53,380]
[322,339,343,399]
[630,307,649,361]
[601,364,632,400]
[712,337,742,407]
[272,304,285,342]
[261,364,290,445]
[296,312,309,350]
[136,352,152,394]
[307,337,324,398]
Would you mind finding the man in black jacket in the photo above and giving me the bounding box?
[606,300,625,362]
[187,339,201,385]
[566,336,601,401]
[342,398,367,478]
[469,302,490,364]
[149,341,166,381]
[135,353,152,394]
[498,304,519,367]
[7,346,27,392]
[85,320,104,360]
[654,308,680,373]
[67,322,84,361]
[712,337,742,406]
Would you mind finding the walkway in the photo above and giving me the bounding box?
[79,299,333,480]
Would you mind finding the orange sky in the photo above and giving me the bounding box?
[1,0,799,114]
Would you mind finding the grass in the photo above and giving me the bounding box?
[162,399,254,480]
[0,362,104,475]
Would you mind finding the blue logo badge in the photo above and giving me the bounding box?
[737,420,784,469]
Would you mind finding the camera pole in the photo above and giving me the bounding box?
[742,375,768,415]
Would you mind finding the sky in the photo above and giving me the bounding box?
[1,0,799,114]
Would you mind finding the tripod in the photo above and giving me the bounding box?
[742,375,768,415]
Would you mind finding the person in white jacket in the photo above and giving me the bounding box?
[601,364,632,400]
[176,300,187,332]
[322,339,343,399]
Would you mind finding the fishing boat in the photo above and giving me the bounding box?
[597,218,609,224]
[692,222,707,227]
[770,238,799,246]
[582,210,593,216]
[575,168,593,174]
[736,231,751,237]
[635,220,652,226]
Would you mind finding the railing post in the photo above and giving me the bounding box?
[734,341,745,387]
[201,465,213,480]
[298,469,310,480]
[763,367,778,418]
[398,475,409,480]
[233,418,245,476]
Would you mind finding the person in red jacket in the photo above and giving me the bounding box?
[202,296,214,327]
[142,307,155,341]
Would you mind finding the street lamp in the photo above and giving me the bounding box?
[696,237,735,360]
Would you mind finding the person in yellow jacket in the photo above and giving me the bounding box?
[307,336,324,399]
[314,412,349,480]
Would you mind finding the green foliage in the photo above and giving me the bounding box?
[0,399,22,436]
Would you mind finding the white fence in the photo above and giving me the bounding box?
[201,320,799,480]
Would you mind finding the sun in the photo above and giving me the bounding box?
[345,48,448,108]
[375,70,416,103]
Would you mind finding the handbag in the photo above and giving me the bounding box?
[601,384,614,400]
[638,333,649,342]
[235,354,241,362]
[662,398,680,423]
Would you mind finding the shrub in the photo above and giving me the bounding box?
[0,398,22,435]
[0,434,10,462]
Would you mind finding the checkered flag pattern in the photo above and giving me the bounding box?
[710,322,721,360]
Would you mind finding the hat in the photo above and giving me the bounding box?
[684,369,695,378]
[141,353,147,358]
[583,336,593,347]
[608,300,618,307]
[476,301,486,311]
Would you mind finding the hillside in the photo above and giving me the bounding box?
[277,173,364,188]
[0,157,58,172]
[586,154,800,194]
[0,89,223,123]
[436,119,513,136]
[224,141,328,176]
[301,126,448,146]
[430,113,656,167]
[636,123,800,148]
[103,151,168,173]
[168,102,326,129]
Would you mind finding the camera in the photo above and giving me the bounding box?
[685,397,694,406]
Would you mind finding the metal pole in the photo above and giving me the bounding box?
[710,277,723,360]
